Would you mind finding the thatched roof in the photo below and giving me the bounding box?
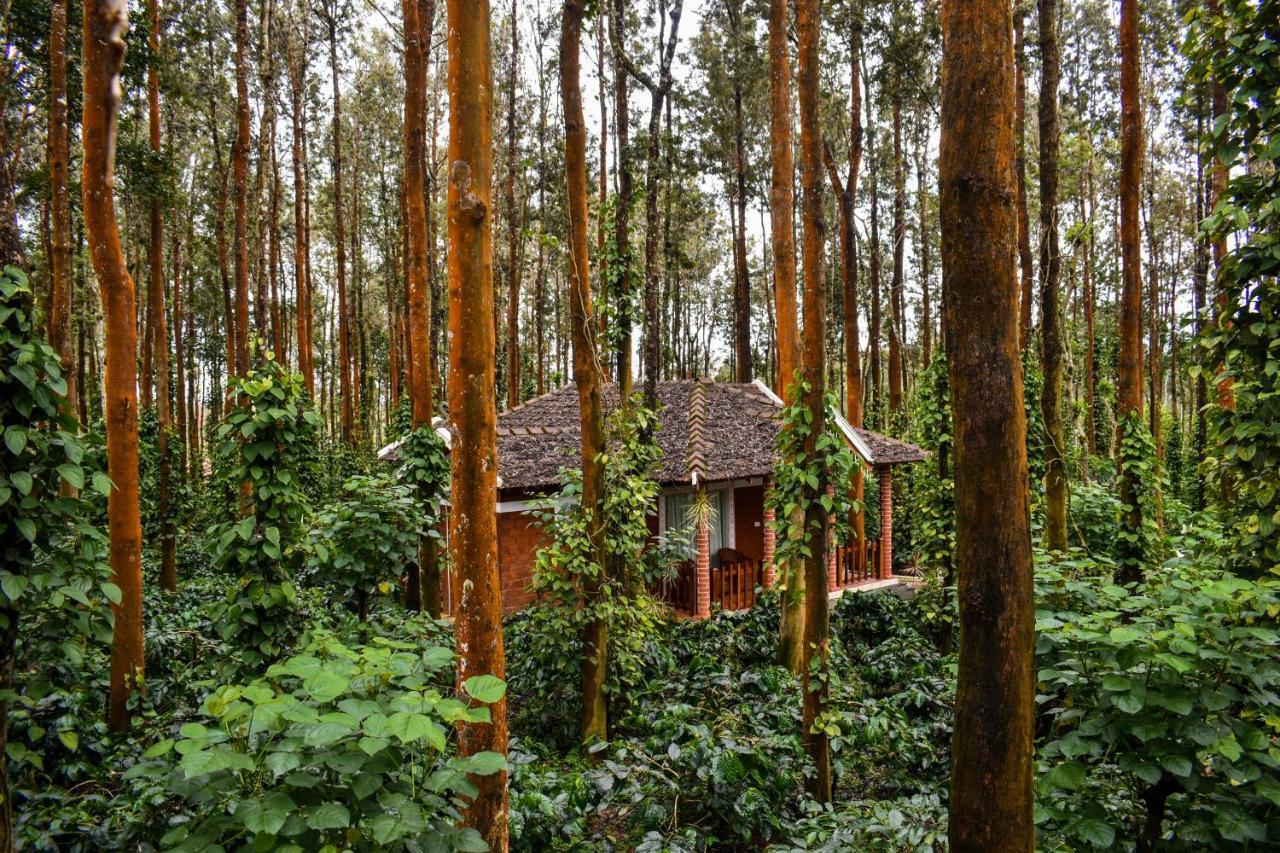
[379,379,926,492]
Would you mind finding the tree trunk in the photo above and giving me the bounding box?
[506,4,521,410]
[326,12,353,443]
[233,0,252,376]
[867,85,883,428]
[769,0,804,676]
[288,12,314,397]
[83,0,145,734]
[1038,0,1067,551]
[405,0,440,616]
[1014,8,1034,352]
[796,0,831,803]
[1192,103,1208,508]
[914,130,932,366]
[1083,160,1097,457]
[940,0,1035,843]
[446,0,509,846]
[563,0,609,747]
[48,0,76,419]
[730,1,751,383]
[888,95,905,418]
[1116,0,1145,585]
[146,0,176,591]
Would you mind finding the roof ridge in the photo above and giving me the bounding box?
[687,379,708,485]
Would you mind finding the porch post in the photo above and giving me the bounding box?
[826,484,838,591]
[879,466,893,579]
[762,479,776,588]
[694,486,712,618]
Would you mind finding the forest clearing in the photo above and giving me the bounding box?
[1,0,1278,849]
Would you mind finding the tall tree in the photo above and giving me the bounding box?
[888,75,905,417]
[725,0,752,383]
[505,3,521,410]
[611,0,683,410]
[322,1,353,443]
[446,0,509,846]
[563,0,609,746]
[1039,0,1067,550]
[83,0,145,733]
[233,0,252,377]
[795,0,831,803]
[47,0,76,419]
[404,0,440,614]
[1014,7,1034,351]
[609,0,634,393]
[940,0,1035,843]
[865,72,883,425]
[1116,0,1145,584]
[769,0,804,676]
[287,4,314,397]
[148,0,176,590]
[767,0,798,400]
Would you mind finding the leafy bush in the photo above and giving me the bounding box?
[1035,555,1280,848]
[304,473,425,620]
[130,631,507,851]
[210,353,319,668]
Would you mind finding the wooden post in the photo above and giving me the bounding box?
[694,487,711,618]
[879,466,893,579]
[762,480,776,588]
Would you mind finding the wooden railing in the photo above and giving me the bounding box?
[833,539,880,587]
[657,555,763,614]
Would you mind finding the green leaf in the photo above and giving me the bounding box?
[57,730,78,751]
[454,751,506,776]
[92,471,113,496]
[463,674,507,704]
[1046,760,1086,791]
[10,471,32,496]
[14,518,35,543]
[4,426,28,455]
[1159,754,1194,778]
[305,803,351,831]
[236,791,295,835]
[57,463,84,491]
[143,738,175,758]
[1,574,28,603]
[1072,817,1115,848]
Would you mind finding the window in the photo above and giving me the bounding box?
[663,489,730,556]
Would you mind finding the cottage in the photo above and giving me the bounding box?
[380,379,925,617]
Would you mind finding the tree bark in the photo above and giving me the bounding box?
[405,0,440,615]
[288,10,314,397]
[325,9,353,443]
[610,0,633,395]
[1038,0,1067,551]
[796,0,831,803]
[888,95,905,417]
[1116,0,1145,584]
[729,0,751,383]
[563,0,610,747]
[940,0,1035,842]
[83,0,145,734]
[1014,8,1034,352]
[446,0,509,846]
[506,4,521,410]
[48,0,76,419]
[866,72,882,426]
[233,0,252,376]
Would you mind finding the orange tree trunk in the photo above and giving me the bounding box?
[147,0,176,591]
[1038,0,1067,551]
[795,0,831,805]
[1116,0,1146,584]
[769,0,805,676]
[82,0,145,734]
[404,0,441,615]
[445,0,509,847]
[939,0,1035,844]
[48,0,76,418]
[562,0,609,746]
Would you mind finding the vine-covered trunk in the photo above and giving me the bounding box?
[796,0,831,804]
[563,0,609,747]
[446,0,509,846]
[940,0,1035,842]
[48,0,75,420]
[404,0,440,615]
[1116,0,1146,585]
[1038,0,1067,552]
[83,0,145,734]
[233,0,251,377]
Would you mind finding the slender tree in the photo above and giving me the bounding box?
[287,5,314,397]
[1039,0,1067,550]
[795,0,831,803]
[940,0,1035,842]
[233,0,252,376]
[322,2,353,442]
[1014,7,1034,351]
[563,0,609,746]
[505,3,521,410]
[609,0,634,393]
[405,0,440,615]
[1116,0,1145,584]
[83,0,145,733]
[769,0,804,675]
[48,0,75,419]
[447,0,509,846]
[887,91,905,417]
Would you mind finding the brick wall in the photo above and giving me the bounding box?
[496,510,546,613]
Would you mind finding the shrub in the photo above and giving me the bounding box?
[130,631,507,851]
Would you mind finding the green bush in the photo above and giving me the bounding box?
[130,631,507,852]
